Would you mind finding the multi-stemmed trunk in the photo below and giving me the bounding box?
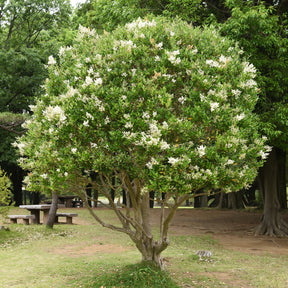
[131,193,169,268]
[74,172,188,269]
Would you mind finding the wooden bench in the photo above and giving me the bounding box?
[55,213,78,224]
[8,215,35,225]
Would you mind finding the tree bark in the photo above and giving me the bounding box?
[133,193,168,269]
[227,191,244,209]
[277,148,287,209]
[216,192,226,209]
[254,147,288,236]
[46,191,58,229]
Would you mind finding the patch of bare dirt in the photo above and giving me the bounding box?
[51,242,130,257]
[54,208,288,257]
[167,209,288,255]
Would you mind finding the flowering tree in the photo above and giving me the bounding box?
[14,16,269,268]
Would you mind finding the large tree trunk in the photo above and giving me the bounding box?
[254,147,288,236]
[277,148,287,209]
[46,191,58,229]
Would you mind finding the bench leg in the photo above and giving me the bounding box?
[55,216,59,223]
[10,219,17,224]
[66,217,73,224]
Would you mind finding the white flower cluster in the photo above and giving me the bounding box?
[210,102,219,112]
[197,145,206,157]
[146,157,159,169]
[206,55,231,69]
[219,55,232,65]
[185,166,214,182]
[92,95,105,111]
[235,113,245,121]
[78,25,97,39]
[60,86,79,100]
[47,55,56,65]
[113,40,136,51]
[82,76,103,88]
[178,96,187,104]
[166,50,181,65]
[168,157,182,166]
[122,116,170,151]
[155,42,163,49]
[231,89,242,98]
[83,112,95,127]
[125,17,156,32]
[206,59,221,68]
[243,62,257,76]
[43,105,66,125]
[13,142,26,156]
[240,79,257,88]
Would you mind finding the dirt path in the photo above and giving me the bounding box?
[167,209,288,255]
[71,208,288,256]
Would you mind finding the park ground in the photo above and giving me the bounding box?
[1,207,288,287]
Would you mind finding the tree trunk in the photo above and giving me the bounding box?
[133,193,168,269]
[227,191,244,209]
[46,191,58,229]
[277,148,287,209]
[136,237,166,268]
[194,191,208,208]
[228,192,237,209]
[217,192,226,209]
[86,183,92,207]
[254,147,288,236]
[200,195,208,207]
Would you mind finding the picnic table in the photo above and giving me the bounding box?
[19,204,66,224]
[19,204,51,224]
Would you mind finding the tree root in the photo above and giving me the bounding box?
[254,218,288,237]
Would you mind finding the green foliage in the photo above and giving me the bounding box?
[0,48,46,113]
[83,262,179,287]
[220,1,288,149]
[163,0,217,25]
[0,167,12,220]
[0,0,73,113]
[16,16,268,197]
[0,112,27,126]
[0,0,74,174]
[0,0,72,50]
[0,113,27,161]
[84,0,146,32]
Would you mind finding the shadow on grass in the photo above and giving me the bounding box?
[79,262,180,288]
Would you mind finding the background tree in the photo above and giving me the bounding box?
[0,0,73,205]
[15,16,268,268]
[219,0,288,236]
[73,0,146,31]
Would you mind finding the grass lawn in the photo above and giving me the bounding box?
[1,207,288,287]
